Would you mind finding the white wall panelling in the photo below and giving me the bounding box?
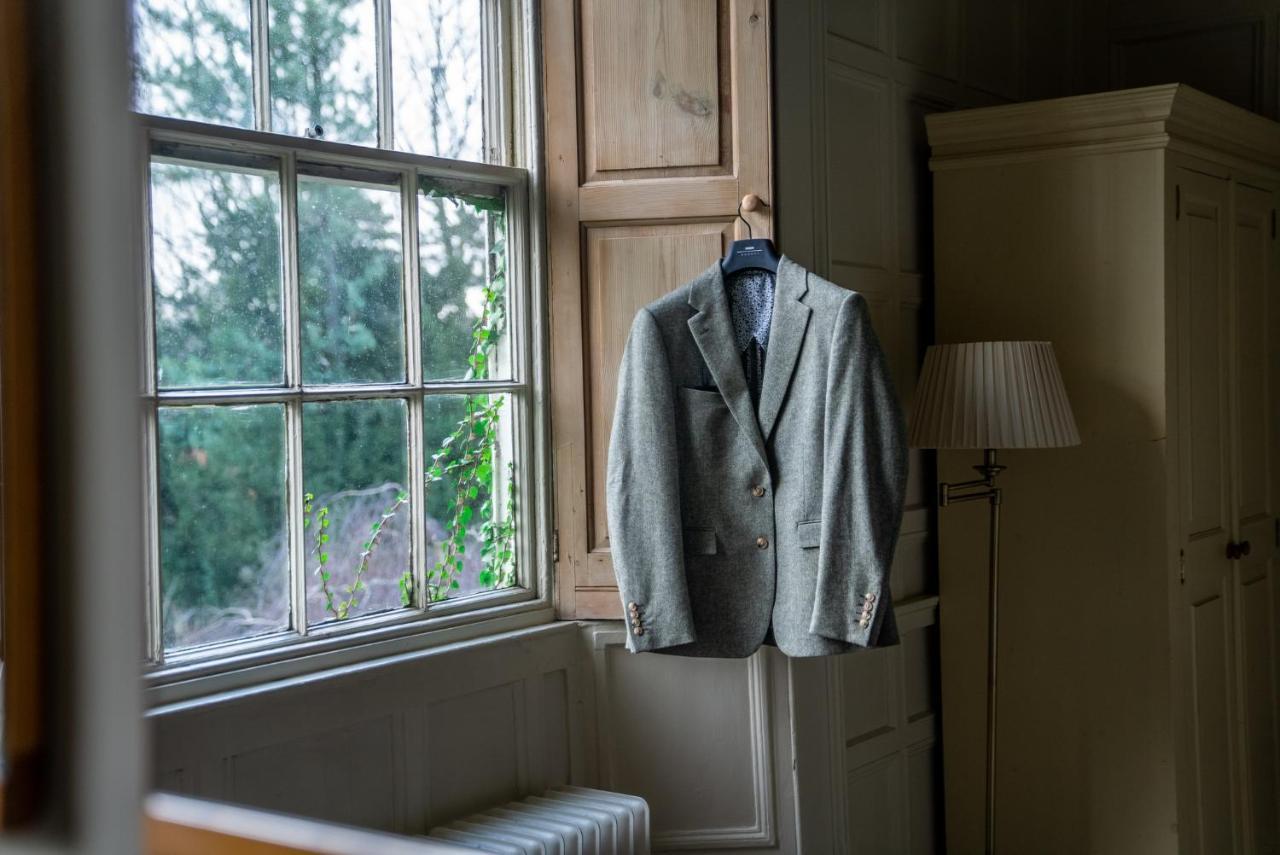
[150,622,589,836]
[582,624,798,852]
[151,618,806,852]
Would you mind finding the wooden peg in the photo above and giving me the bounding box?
[740,193,765,213]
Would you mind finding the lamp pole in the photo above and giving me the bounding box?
[939,448,1004,855]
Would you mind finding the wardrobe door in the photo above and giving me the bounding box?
[1174,166,1240,855]
[543,0,773,618]
[1230,180,1280,855]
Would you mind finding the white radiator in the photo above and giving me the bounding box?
[425,785,650,855]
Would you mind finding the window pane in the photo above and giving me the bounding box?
[151,159,285,389]
[302,399,411,624]
[268,0,378,145]
[419,185,510,381]
[299,172,406,384]
[133,0,255,128]
[391,0,486,161]
[423,393,518,601]
[159,405,289,650]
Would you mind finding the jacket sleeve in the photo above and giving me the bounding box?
[606,307,696,652]
[809,292,908,647]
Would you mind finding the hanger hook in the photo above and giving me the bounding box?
[736,197,753,240]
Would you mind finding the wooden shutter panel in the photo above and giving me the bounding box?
[544,0,774,619]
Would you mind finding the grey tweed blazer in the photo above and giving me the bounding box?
[605,255,908,658]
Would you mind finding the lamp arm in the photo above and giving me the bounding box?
[938,449,1006,506]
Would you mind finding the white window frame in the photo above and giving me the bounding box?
[137,0,552,702]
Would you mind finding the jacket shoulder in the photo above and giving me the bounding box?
[641,281,697,327]
[800,270,867,315]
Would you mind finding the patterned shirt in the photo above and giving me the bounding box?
[726,268,776,409]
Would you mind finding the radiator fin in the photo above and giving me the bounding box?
[425,786,649,855]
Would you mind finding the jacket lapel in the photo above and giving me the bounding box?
[756,256,811,441]
[687,264,769,466]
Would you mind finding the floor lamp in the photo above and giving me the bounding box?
[907,341,1080,855]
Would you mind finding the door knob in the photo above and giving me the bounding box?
[1226,540,1253,560]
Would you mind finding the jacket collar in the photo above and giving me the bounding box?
[686,255,811,462]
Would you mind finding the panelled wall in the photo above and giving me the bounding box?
[774,1,1082,852]
[1082,0,1280,121]
[150,620,804,852]
[150,624,590,835]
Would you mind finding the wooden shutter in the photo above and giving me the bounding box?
[543,0,773,619]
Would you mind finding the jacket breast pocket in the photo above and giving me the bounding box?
[796,520,822,549]
[683,527,718,555]
[675,387,735,474]
[677,385,725,404]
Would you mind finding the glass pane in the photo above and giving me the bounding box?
[133,0,255,128]
[302,399,411,625]
[151,159,285,389]
[299,173,406,384]
[158,405,289,651]
[268,0,378,145]
[419,185,510,381]
[423,393,518,601]
[390,0,486,161]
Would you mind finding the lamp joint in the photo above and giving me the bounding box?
[939,448,1004,506]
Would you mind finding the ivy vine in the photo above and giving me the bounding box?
[307,198,517,621]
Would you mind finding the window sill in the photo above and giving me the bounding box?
[145,594,555,708]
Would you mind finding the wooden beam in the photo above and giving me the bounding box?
[0,0,47,828]
[145,794,475,855]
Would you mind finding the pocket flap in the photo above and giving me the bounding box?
[796,520,822,549]
[683,527,718,555]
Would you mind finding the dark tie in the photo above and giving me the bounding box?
[742,336,766,411]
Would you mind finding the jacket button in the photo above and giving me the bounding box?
[756,535,769,549]
[752,485,766,497]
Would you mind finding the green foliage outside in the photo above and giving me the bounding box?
[139,0,517,650]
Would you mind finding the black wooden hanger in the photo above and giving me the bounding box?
[720,194,780,276]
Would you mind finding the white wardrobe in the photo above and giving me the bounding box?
[926,85,1279,855]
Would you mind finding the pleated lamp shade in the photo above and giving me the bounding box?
[908,341,1081,450]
